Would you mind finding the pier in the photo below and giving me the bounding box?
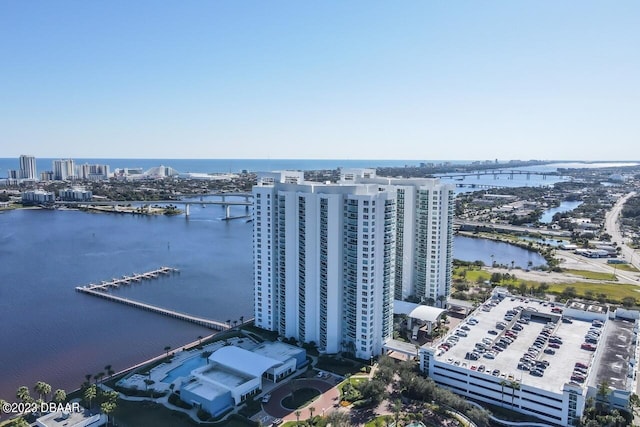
[75,287,230,330]
[81,267,179,291]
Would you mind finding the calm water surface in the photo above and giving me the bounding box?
[0,203,253,400]
[453,235,547,269]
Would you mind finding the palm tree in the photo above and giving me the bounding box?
[226,319,232,329]
[325,411,351,427]
[437,294,446,308]
[500,380,507,407]
[596,380,610,413]
[53,389,66,404]
[93,372,104,385]
[105,365,114,380]
[392,399,402,425]
[308,406,315,422]
[164,345,171,358]
[233,320,238,329]
[34,381,51,402]
[84,384,97,410]
[84,374,92,387]
[509,380,520,407]
[197,335,203,346]
[101,401,116,426]
[16,386,31,405]
[294,410,301,426]
[239,315,244,326]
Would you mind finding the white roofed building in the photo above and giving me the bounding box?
[178,343,305,417]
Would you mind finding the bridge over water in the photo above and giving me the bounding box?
[55,192,254,220]
[439,170,559,180]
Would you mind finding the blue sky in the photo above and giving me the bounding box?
[1,1,638,160]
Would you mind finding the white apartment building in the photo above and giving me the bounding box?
[252,170,454,359]
[341,169,456,304]
[253,171,395,359]
[19,155,37,180]
[53,159,76,181]
[78,163,110,181]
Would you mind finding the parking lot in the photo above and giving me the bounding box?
[435,296,595,392]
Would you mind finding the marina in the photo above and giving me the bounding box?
[78,266,180,291]
[75,266,232,330]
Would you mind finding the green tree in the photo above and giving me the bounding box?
[53,389,66,404]
[16,386,31,405]
[84,384,97,409]
[101,401,117,426]
[622,297,636,309]
[105,364,115,380]
[509,380,520,408]
[34,381,52,402]
[325,411,351,427]
[500,380,507,407]
[392,399,402,425]
[596,380,610,413]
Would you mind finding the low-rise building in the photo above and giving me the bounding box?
[22,190,55,205]
[178,342,306,417]
[59,188,93,202]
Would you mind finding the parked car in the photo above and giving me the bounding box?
[544,348,556,355]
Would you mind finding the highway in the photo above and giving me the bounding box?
[603,191,639,271]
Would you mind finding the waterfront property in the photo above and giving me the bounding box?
[117,338,306,419]
[180,342,305,417]
[419,290,639,426]
[253,169,455,360]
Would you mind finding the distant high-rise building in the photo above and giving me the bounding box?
[53,159,76,181]
[78,163,110,181]
[252,170,455,359]
[19,155,37,180]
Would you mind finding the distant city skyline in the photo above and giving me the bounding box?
[1,1,638,160]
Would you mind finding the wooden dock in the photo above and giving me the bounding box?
[82,266,179,291]
[76,267,230,331]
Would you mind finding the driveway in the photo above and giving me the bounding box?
[262,377,340,421]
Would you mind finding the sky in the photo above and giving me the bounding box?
[1,1,638,161]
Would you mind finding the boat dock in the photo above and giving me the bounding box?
[81,267,179,291]
[75,287,230,330]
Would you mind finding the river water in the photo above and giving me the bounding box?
[0,202,253,400]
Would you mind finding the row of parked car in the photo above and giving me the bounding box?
[517,321,560,377]
[571,362,589,383]
[580,319,603,351]
[437,317,479,356]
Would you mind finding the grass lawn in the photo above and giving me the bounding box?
[337,376,368,393]
[546,281,640,302]
[615,264,640,272]
[282,387,321,410]
[563,269,617,281]
[453,267,491,283]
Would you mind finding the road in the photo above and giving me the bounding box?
[603,191,639,271]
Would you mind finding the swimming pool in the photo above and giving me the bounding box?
[161,356,208,383]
